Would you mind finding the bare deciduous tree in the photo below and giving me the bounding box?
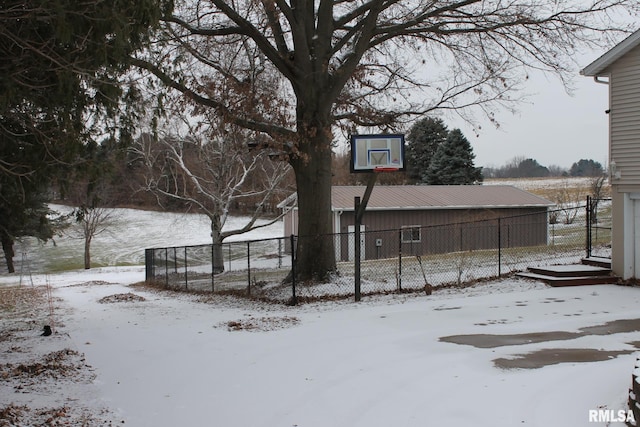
[73,205,115,270]
[551,179,587,224]
[131,0,639,280]
[133,112,293,273]
[588,175,610,224]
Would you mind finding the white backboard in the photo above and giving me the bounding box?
[350,134,406,173]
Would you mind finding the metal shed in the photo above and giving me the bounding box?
[281,185,554,260]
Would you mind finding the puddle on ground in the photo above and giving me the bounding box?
[440,331,579,348]
[494,348,636,369]
[440,319,640,369]
[440,318,640,348]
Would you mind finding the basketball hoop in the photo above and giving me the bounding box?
[350,134,406,173]
[373,166,399,173]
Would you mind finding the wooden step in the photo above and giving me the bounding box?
[516,271,618,287]
[527,264,611,278]
[582,256,612,269]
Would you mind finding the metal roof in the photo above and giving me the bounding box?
[581,28,640,76]
[325,185,554,211]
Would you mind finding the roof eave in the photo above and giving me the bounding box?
[332,204,554,211]
[581,29,640,76]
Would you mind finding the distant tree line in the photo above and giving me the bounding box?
[483,157,605,179]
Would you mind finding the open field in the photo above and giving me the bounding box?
[485,176,611,201]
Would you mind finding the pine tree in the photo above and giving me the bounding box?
[0,0,170,272]
[569,159,604,177]
[405,117,449,183]
[515,159,550,178]
[424,129,483,185]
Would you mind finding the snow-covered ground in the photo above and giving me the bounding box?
[11,205,281,273]
[484,176,595,191]
[1,206,638,427]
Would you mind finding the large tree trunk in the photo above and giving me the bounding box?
[291,129,336,281]
[210,215,224,274]
[84,236,92,269]
[1,233,15,274]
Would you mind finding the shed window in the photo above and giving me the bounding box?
[401,225,421,243]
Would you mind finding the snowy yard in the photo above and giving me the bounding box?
[1,204,638,426]
[1,267,640,426]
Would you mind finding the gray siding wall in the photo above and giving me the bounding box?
[337,207,548,260]
[338,207,544,232]
[609,44,640,190]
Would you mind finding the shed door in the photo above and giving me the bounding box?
[348,225,366,261]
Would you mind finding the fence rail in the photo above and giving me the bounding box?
[145,201,611,304]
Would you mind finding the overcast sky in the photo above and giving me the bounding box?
[455,57,610,170]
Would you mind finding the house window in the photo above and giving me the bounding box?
[401,225,421,243]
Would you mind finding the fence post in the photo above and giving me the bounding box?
[398,229,402,291]
[164,248,169,287]
[290,234,297,305]
[498,218,502,276]
[173,247,178,274]
[586,196,592,258]
[247,241,251,296]
[354,196,362,302]
[184,246,188,290]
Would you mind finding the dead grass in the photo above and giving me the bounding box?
[221,316,301,332]
[0,285,120,426]
[0,286,47,314]
[98,292,146,303]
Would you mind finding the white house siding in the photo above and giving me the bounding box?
[601,43,640,279]
[582,30,640,279]
[609,43,640,190]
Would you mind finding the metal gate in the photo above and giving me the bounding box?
[586,196,612,259]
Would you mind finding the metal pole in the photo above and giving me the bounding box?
[586,196,592,258]
[174,247,178,274]
[398,229,402,291]
[247,241,251,296]
[184,246,188,290]
[165,248,169,287]
[211,243,218,292]
[290,234,297,305]
[354,196,361,302]
[353,173,378,302]
[498,218,502,276]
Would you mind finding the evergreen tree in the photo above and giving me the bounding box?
[0,0,170,272]
[569,159,604,177]
[424,129,483,185]
[405,117,449,183]
[515,158,550,178]
[0,152,60,273]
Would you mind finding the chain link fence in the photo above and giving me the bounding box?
[145,236,292,295]
[145,201,611,304]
